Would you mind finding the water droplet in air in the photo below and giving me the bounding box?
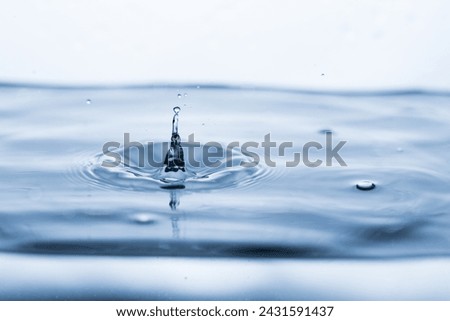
[184,93,188,97]
[356,180,376,191]
[321,73,325,76]
[177,94,182,98]
[397,147,403,152]
[173,106,181,114]
[196,85,201,89]
[86,99,92,104]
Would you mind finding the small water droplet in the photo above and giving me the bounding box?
[202,123,205,126]
[356,180,376,191]
[183,93,188,97]
[397,147,403,152]
[173,106,181,114]
[86,99,92,104]
[177,93,182,98]
[321,73,325,76]
[196,85,201,89]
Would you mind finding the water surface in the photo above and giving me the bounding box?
[1,84,450,299]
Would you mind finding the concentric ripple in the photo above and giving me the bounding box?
[79,142,270,192]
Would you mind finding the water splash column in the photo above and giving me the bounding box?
[163,107,186,173]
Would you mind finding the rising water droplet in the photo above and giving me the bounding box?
[86,99,92,104]
[356,180,376,191]
[173,106,181,114]
[177,93,182,98]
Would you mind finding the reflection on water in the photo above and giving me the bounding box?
[170,190,181,239]
[1,84,450,299]
[169,189,181,211]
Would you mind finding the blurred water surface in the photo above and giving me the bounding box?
[1,84,450,299]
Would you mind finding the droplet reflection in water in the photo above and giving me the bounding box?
[356,180,376,191]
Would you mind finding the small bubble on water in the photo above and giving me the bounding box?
[356,180,376,191]
[173,106,181,114]
[177,93,182,98]
[86,99,92,104]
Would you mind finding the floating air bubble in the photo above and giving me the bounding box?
[356,180,376,191]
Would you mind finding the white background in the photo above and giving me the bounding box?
[1,0,449,90]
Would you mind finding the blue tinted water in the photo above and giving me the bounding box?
[1,84,450,299]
